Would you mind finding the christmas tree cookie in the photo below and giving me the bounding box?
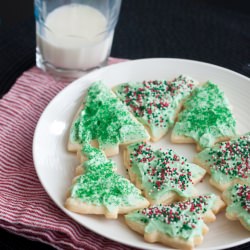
[65,144,149,219]
[171,81,236,151]
[194,133,250,191]
[125,194,225,250]
[223,183,250,231]
[124,142,206,205]
[113,75,198,141]
[74,144,117,176]
[68,81,149,158]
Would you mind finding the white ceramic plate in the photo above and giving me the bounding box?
[33,58,250,249]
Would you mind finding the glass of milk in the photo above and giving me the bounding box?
[35,0,122,78]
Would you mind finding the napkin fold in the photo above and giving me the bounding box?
[0,58,133,250]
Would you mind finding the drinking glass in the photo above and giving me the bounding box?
[35,0,122,78]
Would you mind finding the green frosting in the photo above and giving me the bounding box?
[225,184,250,228]
[196,133,250,186]
[125,194,217,240]
[172,81,236,149]
[113,75,197,139]
[127,142,206,202]
[70,144,147,212]
[70,81,149,151]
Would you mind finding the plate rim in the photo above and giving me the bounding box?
[33,58,250,250]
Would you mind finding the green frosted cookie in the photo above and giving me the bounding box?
[113,75,198,141]
[125,194,225,250]
[124,142,206,204]
[223,183,250,231]
[65,144,149,219]
[194,132,250,191]
[172,81,236,150]
[68,81,149,157]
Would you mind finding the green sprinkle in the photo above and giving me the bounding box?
[70,81,149,151]
[70,144,147,212]
[173,81,237,149]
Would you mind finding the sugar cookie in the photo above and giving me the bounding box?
[113,75,198,141]
[223,183,250,231]
[194,133,250,191]
[124,142,206,205]
[68,81,150,157]
[172,81,236,151]
[125,194,225,250]
[65,144,149,219]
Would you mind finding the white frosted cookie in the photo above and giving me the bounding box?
[65,144,149,219]
[194,133,250,191]
[125,194,225,250]
[171,81,237,151]
[68,81,150,158]
[124,142,206,205]
[113,75,198,141]
[223,183,250,231]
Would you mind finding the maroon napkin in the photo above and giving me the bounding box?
[0,58,134,250]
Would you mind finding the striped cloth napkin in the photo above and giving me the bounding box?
[0,58,134,250]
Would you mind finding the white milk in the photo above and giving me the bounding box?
[37,4,113,70]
